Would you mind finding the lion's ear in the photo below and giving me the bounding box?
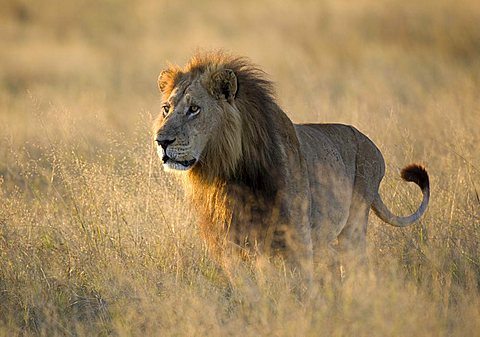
[208,69,238,102]
[158,68,179,94]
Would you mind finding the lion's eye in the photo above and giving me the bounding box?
[187,105,200,116]
[162,105,170,117]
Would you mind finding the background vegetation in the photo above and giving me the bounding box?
[1,0,479,335]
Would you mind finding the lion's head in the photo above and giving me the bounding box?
[153,52,283,183]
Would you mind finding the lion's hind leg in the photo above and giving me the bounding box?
[337,195,371,260]
[336,192,375,282]
[336,140,384,277]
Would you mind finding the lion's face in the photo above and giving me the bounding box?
[154,64,241,175]
[154,79,225,171]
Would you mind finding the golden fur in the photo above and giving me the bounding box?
[153,51,430,278]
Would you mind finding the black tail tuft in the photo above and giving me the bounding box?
[401,164,429,190]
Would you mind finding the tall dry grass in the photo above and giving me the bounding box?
[1,0,479,335]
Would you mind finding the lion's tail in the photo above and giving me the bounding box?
[372,164,430,227]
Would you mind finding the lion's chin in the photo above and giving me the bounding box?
[163,158,197,171]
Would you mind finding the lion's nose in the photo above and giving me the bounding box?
[155,137,176,150]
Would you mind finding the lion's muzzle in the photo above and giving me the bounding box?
[155,137,197,171]
[155,136,175,163]
[155,137,176,151]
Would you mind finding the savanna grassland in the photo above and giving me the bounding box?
[1,0,479,336]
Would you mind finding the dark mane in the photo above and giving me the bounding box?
[186,51,286,197]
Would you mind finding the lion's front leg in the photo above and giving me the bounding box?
[270,188,314,296]
[287,230,314,295]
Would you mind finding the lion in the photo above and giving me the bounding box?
[152,51,430,281]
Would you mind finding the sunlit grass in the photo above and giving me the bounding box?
[0,0,479,335]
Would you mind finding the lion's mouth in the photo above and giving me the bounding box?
[162,155,197,170]
[173,158,197,168]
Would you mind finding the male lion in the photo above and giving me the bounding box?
[153,52,429,280]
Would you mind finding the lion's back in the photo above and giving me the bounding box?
[295,123,357,180]
[295,123,384,178]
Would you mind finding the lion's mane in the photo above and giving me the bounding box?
[160,52,297,254]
